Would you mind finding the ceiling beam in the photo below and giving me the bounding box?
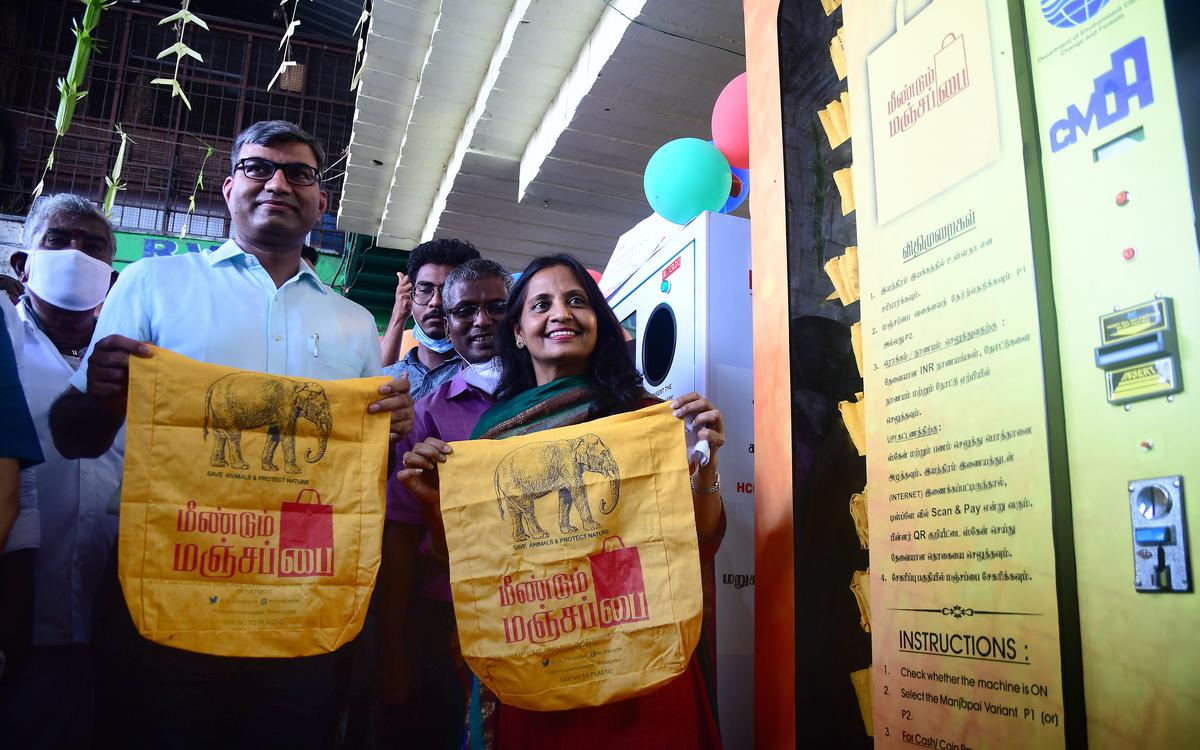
[418,0,607,243]
[376,0,516,248]
[419,0,533,243]
[337,0,439,234]
[517,0,649,202]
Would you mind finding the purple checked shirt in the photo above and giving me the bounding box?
[386,367,496,602]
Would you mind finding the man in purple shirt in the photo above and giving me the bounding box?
[376,258,511,748]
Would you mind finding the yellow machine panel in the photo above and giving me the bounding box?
[1024,1,1200,746]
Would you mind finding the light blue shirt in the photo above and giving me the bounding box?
[382,346,461,401]
[71,239,382,394]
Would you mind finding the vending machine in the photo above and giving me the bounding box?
[1024,2,1200,747]
[604,211,754,749]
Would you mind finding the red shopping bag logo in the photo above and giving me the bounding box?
[935,32,970,105]
[278,488,334,577]
[587,536,650,626]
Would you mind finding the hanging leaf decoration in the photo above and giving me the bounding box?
[350,1,370,92]
[156,41,203,63]
[268,60,298,92]
[278,20,301,50]
[179,139,215,240]
[152,0,208,111]
[158,7,209,31]
[102,124,134,217]
[269,0,302,92]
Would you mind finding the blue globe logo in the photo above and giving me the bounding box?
[1042,0,1112,28]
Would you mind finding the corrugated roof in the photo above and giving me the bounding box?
[342,0,746,273]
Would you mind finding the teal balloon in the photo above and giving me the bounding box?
[643,138,733,225]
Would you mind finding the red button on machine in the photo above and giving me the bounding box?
[1116,190,1131,206]
[1122,246,1137,262]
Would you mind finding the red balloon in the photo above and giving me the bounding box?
[587,268,603,283]
[711,73,749,169]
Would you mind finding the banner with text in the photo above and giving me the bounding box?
[844,0,1067,747]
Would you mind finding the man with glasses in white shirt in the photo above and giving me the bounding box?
[47,120,415,749]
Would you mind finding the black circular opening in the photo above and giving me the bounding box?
[641,303,677,387]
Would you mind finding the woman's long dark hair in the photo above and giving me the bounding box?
[494,254,644,417]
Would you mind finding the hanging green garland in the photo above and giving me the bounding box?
[33,0,112,200]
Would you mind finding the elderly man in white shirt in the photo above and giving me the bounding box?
[47,121,415,750]
[0,194,120,749]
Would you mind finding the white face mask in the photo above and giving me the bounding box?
[460,356,503,395]
[26,248,112,312]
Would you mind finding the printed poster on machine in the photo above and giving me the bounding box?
[845,0,1068,747]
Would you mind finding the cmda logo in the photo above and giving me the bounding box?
[1041,0,1112,28]
[1048,37,1153,153]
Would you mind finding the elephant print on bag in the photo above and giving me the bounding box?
[203,373,333,474]
[494,434,621,542]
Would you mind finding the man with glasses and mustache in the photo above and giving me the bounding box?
[376,259,511,748]
[381,238,480,401]
[46,121,415,749]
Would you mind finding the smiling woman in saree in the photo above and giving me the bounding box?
[399,254,727,750]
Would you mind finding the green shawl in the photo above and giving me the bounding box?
[469,375,593,439]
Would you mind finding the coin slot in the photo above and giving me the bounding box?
[1136,485,1172,520]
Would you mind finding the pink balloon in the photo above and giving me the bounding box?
[711,73,749,169]
[587,268,603,283]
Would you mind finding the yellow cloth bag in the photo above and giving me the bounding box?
[119,346,390,656]
[441,402,703,710]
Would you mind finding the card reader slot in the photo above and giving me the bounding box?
[1094,330,1169,368]
[1093,125,1145,163]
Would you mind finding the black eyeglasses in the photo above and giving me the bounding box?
[446,301,507,322]
[410,282,444,306]
[234,157,321,186]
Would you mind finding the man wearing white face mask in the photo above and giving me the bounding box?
[375,258,511,747]
[0,193,121,748]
